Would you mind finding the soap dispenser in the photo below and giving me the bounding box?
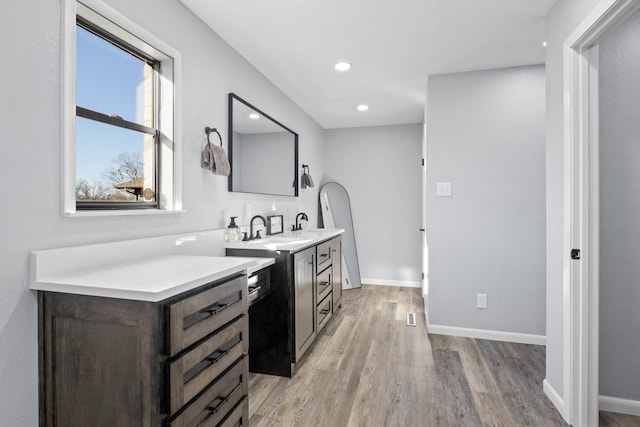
[225,217,241,242]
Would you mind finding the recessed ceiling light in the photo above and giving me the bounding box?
[334,62,352,72]
[542,41,547,47]
[249,113,260,119]
[357,104,369,111]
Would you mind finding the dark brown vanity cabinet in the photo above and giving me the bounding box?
[227,235,341,378]
[38,274,249,427]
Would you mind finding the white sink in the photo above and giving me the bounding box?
[225,228,344,252]
[246,237,313,247]
[247,237,301,244]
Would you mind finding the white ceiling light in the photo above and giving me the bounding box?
[249,113,260,119]
[334,62,352,72]
[542,41,547,47]
[357,104,369,111]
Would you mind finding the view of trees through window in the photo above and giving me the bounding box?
[75,21,157,206]
[75,152,143,201]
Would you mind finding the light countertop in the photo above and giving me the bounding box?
[30,229,275,302]
[225,228,344,252]
[30,255,275,302]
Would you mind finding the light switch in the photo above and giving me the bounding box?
[477,293,488,309]
[436,182,452,197]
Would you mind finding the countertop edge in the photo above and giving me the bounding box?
[224,228,344,253]
[31,256,260,302]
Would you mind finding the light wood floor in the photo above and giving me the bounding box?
[248,285,640,426]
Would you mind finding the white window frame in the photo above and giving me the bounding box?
[61,0,182,216]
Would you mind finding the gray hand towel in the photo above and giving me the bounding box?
[202,142,230,176]
[301,171,314,188]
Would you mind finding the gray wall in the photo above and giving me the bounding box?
[0,0,325,424]
[544,0,602,399]
[426,65,546,335]
[598,8,640,401]
[324,124,423,285]
[233,131,295,195]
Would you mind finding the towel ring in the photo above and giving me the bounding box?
[205,126,223,146]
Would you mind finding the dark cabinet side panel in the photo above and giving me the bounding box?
[40,292,163,427]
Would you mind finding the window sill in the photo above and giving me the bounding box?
[64,209,187,218]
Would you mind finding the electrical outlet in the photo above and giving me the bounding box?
[477,293,488,309]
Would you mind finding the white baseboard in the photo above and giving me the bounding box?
[427,324,546,346]
[543,379,569,424]
[361,278,421,288]
[600,395,640,416]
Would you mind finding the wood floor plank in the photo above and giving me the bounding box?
[457,338,501,395]
[394,286,412,321]
[600,411,640,427]
[313,315,358,372]
[248,285,638,427]
[383,380,418,427]
[473,391,519,427]
[434,349,483,426]
[248,374,281,418]
[346,339,392,427]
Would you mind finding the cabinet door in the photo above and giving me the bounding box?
[40,292,162,427]
[294,247,315,361]
[331,238,343,308]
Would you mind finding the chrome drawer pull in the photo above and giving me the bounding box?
[206,350,229,365]
[320,308,330,315]
[320,281,330,287]
[319,253,330,258]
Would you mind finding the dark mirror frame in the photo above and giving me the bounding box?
[228,93,299,197]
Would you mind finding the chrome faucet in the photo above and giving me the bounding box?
[293,212,308,231]
[249,215,266,240]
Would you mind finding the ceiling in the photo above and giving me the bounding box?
[181,0,556,130]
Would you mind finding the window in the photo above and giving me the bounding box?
[75,20,159,209]
[62,0,182,214]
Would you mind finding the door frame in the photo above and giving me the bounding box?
[422,105,429,325]
[563,0,640,425]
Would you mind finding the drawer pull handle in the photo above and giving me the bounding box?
[203,303,228,316]
[320,309,330,315]
[202,298,240,317]
[207,384,241,414]
[206,350,229,365]
[320,281,330,287]
[320,253,330,258]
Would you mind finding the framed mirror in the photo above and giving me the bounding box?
[228,93,298,196]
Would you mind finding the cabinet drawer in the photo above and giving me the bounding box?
[316,293,333,332]
[316,267,332,302]
[167,356,248,427]
[218,396,249,427]
[316,241,332,271]
[168,316,248,415]
[168,276,247,356]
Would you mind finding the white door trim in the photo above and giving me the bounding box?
[563,1,640,425]
[422,100,429,326]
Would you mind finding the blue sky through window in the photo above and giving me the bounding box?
[75,25,147,184]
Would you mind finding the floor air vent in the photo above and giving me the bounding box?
[406,312,417,327]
